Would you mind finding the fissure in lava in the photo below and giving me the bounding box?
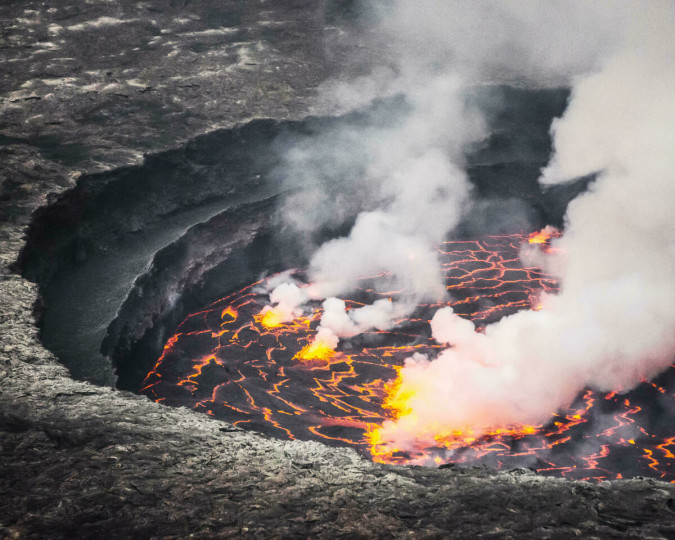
[141,233,674,482]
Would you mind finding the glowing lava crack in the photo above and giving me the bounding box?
[141,233,674,482]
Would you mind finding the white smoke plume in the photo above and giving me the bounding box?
[269,4,491,335]
[279,0,643,305]
[313,296,406,349]
[258,282,308,325]
[375,2,675,451]
[304,75,481,303]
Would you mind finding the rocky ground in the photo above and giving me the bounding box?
[1,2,674,538]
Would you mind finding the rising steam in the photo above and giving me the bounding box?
[262,0,675,450]
[373,2,675,452]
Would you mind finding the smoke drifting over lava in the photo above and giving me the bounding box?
[366,2,675,454]
[273,1,675,457]
[273,0,650,310]
[143,1,675,476]
[143,234,674,480]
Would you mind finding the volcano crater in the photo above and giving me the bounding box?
[17,86,640,477]
[19,86,576,392]
[4,2,675,537]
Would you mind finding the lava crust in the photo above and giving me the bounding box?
[1,1,674,538]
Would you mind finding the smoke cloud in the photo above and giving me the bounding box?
[286,74,482,304]
[312,296,407,351]
[374,2,675,452]
[258,282,309,325]
[277,0,646,303]
[260,0,674,451]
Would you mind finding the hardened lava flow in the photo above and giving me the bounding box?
[141,230,675,483]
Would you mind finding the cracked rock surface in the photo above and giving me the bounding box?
[1,1,674,538]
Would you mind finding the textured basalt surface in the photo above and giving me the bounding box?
[1,2,674,538]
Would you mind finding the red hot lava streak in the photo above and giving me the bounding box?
[141,233,674,482]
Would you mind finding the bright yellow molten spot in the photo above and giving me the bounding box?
[255,310,283,329]
[366,424,401,463]
[528,231,550,244]
[294,341,335,361]
[528,226,559,245]
[365,367,416,462]
[380,367,415,418]
[367,365,543,463]
[520,425,537,435]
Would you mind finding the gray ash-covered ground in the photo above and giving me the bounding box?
[1,1,674,538]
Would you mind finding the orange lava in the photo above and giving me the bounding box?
[141,233,674,482]
[294,340,336,361]
[528,225,561,245]
[255,309,284,329]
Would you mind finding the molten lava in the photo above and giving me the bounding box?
[528,225,561,245]
[141,232,674,482]
[295,340,336,361]
[255,309,284,329]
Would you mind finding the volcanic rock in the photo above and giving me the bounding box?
[1,1,673,538]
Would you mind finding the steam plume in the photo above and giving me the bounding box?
[375,3,675,452]
[262,1,674,448]
[301,75,482,304]
[277,0,643,303]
